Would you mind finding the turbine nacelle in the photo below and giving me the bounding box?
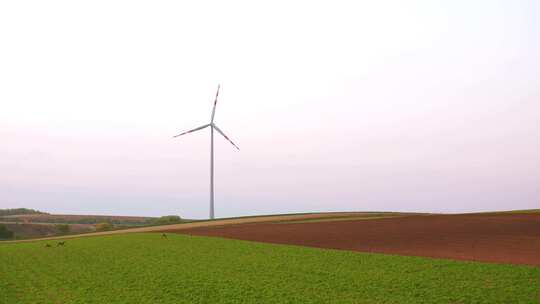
[173,85,239,150]
[172,124,239,151]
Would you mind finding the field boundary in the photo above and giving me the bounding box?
[0,212,387,243]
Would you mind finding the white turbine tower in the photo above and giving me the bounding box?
[173,85,239,219]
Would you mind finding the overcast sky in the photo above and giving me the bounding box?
[1,1,539,218]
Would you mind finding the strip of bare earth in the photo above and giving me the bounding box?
[171,213,540,266]
[0,212,385,244]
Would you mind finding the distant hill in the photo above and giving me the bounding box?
[0,212,164,240]
[0,213,155,225]
[1,222,95,239]
[0,208,47,216]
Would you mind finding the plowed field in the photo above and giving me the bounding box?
[170,213,540,266]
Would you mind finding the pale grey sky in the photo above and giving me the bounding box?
[1,1,539,218]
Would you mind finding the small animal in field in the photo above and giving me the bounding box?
[45,244,52,248]
[161,233,168,239]
[56,241,66,247]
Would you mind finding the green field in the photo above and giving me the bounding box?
[1,234,539,303]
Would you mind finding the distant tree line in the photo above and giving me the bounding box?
[55,224,70,235]
[95,222,114,231]
[146,215,183,225]
[0,217,149,226]
[0,210,183,228]
[0,208,47,216]
[0,224,14,239]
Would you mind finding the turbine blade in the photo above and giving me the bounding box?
[173,124,210,138]
[210,84,220,123]
[213,124,239,150]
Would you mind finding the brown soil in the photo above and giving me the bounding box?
[171,213,540,266]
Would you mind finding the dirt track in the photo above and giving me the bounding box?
[0,212,372,243]
[170,213,540,266]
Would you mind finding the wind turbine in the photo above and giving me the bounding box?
[173,85,239,219]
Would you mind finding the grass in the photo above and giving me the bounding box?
[275,213,410,224]
[1,234,539,303]
[477,209,540,214]
[190,211,419,223]
[276,215,401,223]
